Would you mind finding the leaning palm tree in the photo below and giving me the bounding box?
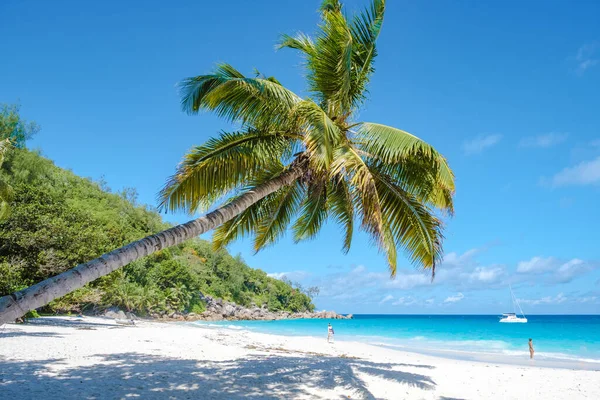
[0,0,454,324]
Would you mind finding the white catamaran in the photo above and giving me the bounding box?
[499,285,527,323]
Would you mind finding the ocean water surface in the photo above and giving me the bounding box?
[193,315,600,367]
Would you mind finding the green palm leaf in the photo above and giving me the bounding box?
[292,178,328,242]
[254,180,305,250]
[354,122,454,212]
[326,177,354,253]
[179,63,302,127]
[371,168,444,275]
[348,0,385,106]
[212,163,291,249]
[295,100,342,168]
[159,129,297,213]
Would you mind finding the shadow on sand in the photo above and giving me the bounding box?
[0,329,64,339]
[0,351,437,399]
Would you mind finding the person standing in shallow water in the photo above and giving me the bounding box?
[327,323,334,343]
[529,338,535,359]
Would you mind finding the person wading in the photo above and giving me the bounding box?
[327,323,335,343]
[529,338,535,359]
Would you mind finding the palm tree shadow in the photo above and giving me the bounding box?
[0,329,64,338]
[23,318,124,329]
[0,352,436,399]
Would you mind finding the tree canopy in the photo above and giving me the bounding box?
[160,0,454,277]
[0,103,39,149]
[0,148,315,315]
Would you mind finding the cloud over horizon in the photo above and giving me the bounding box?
[548,156,600,187]
[519,292,567,306]
[519,133,568,148]
[575,42,599,75]
[516,256,596,284]
[462,134,502,155]
[444,293,465,303]
[274,247,598,313]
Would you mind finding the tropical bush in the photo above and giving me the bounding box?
[0,148,315,315]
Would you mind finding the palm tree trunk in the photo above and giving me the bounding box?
[0,163,304,325]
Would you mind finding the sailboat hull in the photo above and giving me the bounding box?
[499,317,527,323]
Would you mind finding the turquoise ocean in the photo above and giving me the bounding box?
[194,315,600,368]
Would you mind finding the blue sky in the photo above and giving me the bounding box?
[2,0,599,314]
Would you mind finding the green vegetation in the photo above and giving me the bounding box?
[0,147,315,315]
[162,0,455,277]
[0,102,39,220]
[0,0,455,324]
[0,103,39,148]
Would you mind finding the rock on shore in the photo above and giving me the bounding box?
[111,294,352,322]
[191,294,352,321]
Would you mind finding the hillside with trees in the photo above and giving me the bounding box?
[0,145,316,317]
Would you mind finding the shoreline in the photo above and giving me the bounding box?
[191,320,600,372]
[1,316,598,399]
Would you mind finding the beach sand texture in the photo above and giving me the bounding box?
[1,317,597,399]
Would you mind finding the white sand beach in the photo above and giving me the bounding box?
[1,317,598,400]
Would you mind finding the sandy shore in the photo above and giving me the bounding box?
[1,317,598,399]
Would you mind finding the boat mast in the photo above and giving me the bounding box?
[509,284,526,318]
[510,284,516,314]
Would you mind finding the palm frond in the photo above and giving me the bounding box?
[348,0,385,106]
[371,167,444,275]
[212,194,274,250]
[212,162,292,249]
[331,145,384,249]
[279,5,354,113]
[353,122,439,161]
[254,180,305,250]
[320,0,343,13]
[292,177,328,242]
[354,122,454,213]
[179,63,301,127]
[277,33,316,55]
[296,100,343,169]
[159,129,297,213]
[369,154,454,214]
[326,176,354,253]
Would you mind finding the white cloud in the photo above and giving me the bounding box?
[462,134,502,155]
[267,272,288,279]
[519,293,567,306]
[431,248,507,291]
[392,296,419,306]
[267,271,309,281]
[443,248,479,266]
[517,256,557,274]
[575,43,599,75]
[444,293,464,304]
[550,157,600,187]
[379,295,394,304]
[578,296,598,304]
[465,266,505,284]
[385,272,431,290]
[519,133,568,148]
[302,248,596,310]
[553,259,592,283]
[516,257,595,284]
[312,265,388,301]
